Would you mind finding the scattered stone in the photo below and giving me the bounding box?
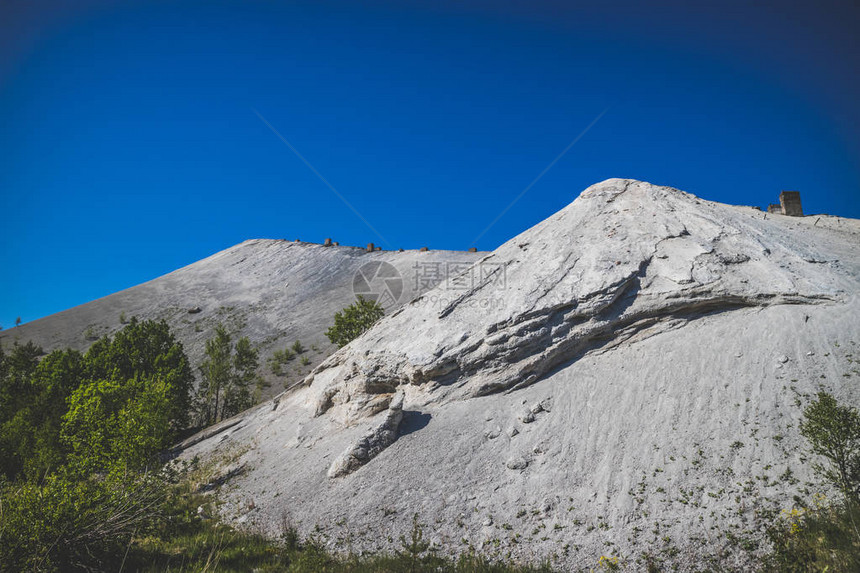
[188,306,202,314]
[506,457,529,470]
[777,355,790,364]
[485,426,502,440]
[517,408,535,424]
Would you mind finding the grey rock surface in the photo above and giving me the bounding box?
[0,241,484,400]
[175,179,860,570]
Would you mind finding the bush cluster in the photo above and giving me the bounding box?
[325,296,384,348]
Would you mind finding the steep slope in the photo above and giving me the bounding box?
[177,179,860,568]
[0,241,484,398]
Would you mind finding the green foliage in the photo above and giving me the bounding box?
[0,341,61,480]
[0,468,168,572]
[0,320,197,571]
[84,317,194,429]
[397,513,440,572]
[762,391,860,572]
[325,296,385,348]
[800,392,860,503]
[115,490,556,573]
[292,340,305,354]
[268,347,295,376]
[1,348,84,480]
[0,320,192,482]
[764,499,860,573]
[62,374,174,472]
[197,324,262,425]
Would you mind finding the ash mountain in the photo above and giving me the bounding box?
[5,178,860,569]
[175,179,860,569]
[1,241,484,400]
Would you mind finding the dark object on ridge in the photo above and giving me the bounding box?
[780,191,803,217]
[766,191,804,217]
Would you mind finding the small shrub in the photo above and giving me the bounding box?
[268,347,296,376]
[325,296,385,348]
[764,497,860,572]
[800,392,860,502]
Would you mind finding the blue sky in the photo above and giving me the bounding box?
[1,0,858,328]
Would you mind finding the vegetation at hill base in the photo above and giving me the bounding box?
[1,322,858,571]
[325,295,385,348]
[196,324,266,426]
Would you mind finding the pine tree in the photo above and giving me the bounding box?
[197,326,261,424]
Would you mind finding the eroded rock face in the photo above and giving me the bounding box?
[309,179,840,429]
[328,392,404,478]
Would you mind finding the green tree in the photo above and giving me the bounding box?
[197,324,231,425]
[800,392,860,503]
[225,336,262,416]
[62,374,174,472]
[763,391,860,572]
[15,349,85,480]
[325,295,385,348]
[0,321,193,481]
[84,318,193,430]
[197,325,261,425]
[0,342,47,480]
[0,321,195,571]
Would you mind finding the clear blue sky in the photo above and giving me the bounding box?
[1,0,858,328]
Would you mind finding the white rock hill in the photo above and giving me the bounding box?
[179,179,860,569]
[1,241,484,400]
